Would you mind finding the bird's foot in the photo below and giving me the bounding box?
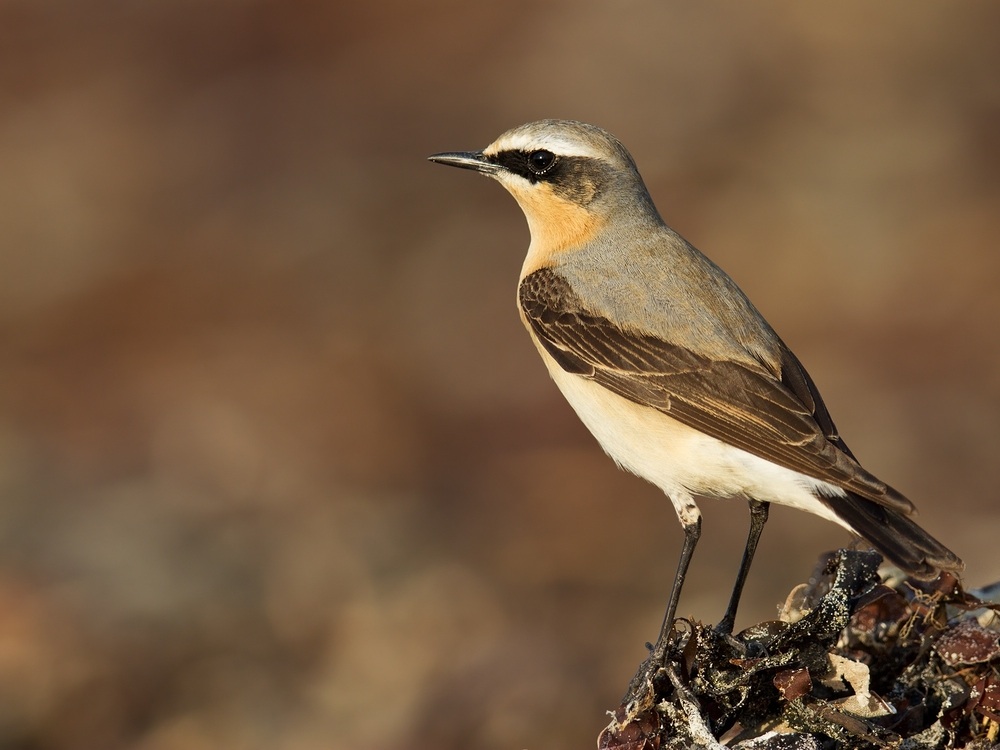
[620,621,691,710]
[712,621,768,659]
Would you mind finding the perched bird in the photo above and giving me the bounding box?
[428,119,962,652]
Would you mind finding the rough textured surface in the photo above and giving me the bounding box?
[599,550,1000,749]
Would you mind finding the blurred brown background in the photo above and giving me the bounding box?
[1,2,998,748]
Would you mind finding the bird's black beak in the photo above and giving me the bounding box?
[427,150,500,175]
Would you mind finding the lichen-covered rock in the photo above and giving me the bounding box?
[599,549,1000,750]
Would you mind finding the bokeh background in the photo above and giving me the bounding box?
[1,2,999,748]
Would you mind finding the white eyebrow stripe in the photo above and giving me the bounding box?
[484,131,605,160]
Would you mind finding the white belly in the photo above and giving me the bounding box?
[545,355,852,531]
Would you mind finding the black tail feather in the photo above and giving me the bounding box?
[825,492,963,580]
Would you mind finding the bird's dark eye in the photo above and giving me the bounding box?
[527,149,556,175]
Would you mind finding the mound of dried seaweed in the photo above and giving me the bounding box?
[599,550,1000,750]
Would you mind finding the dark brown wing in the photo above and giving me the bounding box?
[518,267,913,512]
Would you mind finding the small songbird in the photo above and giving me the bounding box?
[428,119,962,652]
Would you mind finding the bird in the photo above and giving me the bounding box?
[428,119,963,654]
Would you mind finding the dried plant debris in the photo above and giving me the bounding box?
[598,549,1000,750]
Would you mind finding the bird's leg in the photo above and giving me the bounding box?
[651,514,701,664]
[717,499,770,635]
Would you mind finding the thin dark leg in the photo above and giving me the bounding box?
[717,500,770,634]
[651,516,701,663]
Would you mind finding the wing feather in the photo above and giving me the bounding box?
[518,268,914,513]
